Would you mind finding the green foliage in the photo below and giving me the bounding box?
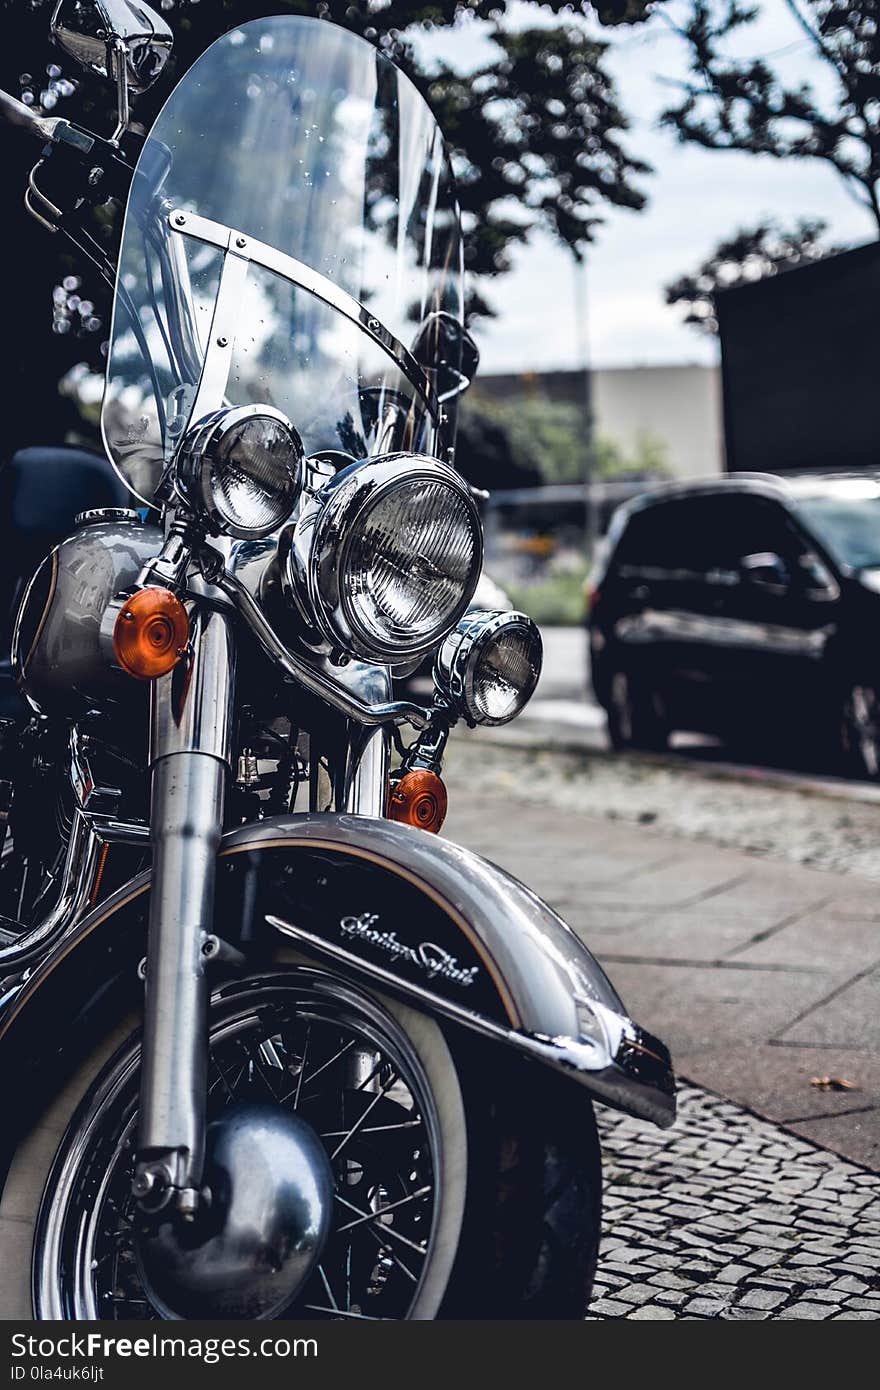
[425,22,651,280]
[0,0,662,450]
[1,0,658,300]
[459,392,671,488]
[507,566,589,625]
[665,218,838,335]
[663,1,880,231]
[454,399,545,492]
[470,395,589,483]
[594,428,671,477]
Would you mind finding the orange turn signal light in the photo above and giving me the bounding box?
[113,587,189,680]
[388,769,448,834]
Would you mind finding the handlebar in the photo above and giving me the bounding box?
[206,564,433,731]
[0,86,94,152]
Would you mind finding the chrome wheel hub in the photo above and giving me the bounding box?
[137,1102,334,1319]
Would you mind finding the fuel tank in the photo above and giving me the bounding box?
[12,510,164,716]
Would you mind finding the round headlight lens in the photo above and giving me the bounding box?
[297,455,483,665]
[435,610,542,726]
[179,406,303,539]
[345,476,480,661]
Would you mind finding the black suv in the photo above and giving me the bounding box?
[588,473,880,777]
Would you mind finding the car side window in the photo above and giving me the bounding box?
[733,498,830,580]
[739,498,793,561]
[613,492,839,604]
[725,496,840,604]
[613,504,674,572]
[614,499,724,579]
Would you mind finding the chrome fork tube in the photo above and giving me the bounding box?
[339,662,392,816]
[343,724,390,816]
[134,606,235,1215]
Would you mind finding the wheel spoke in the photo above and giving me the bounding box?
[359,1228,419,1283]
[352,1053,386,1092]
[336,1185,431,1236]
[293,1023,311,1109]
[249,1053,292,1104]
[330,1071,400,1160]
[282,1037,357,1100]
[319,1119,421,1139]
[209,1052,240,1103]
[334,1192,428,1258]
[317,1263,339,1311]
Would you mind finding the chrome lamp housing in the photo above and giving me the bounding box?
[435,609,543,727]
[286,453,483,666]
[176,405,304,540]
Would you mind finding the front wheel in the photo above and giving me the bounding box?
[0,967,601,1320]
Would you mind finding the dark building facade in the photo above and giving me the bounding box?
[718,241,880,475]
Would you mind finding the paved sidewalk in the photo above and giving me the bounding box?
[444,778,880,1171]
[595,1086,880,1319]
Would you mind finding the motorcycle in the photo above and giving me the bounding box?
[0,3,674,1321]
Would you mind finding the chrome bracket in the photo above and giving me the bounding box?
[110,36,131,143]
[204,559,432,731]
[24,161,63,234]
[184,236,250,431]
[69,725,122,816]
[167,208,440,423]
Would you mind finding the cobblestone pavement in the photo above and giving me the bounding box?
[593,1085,880,1319]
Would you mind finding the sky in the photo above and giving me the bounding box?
[414,1,877,374]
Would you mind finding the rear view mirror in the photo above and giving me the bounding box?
[411,311,480,404]
[740,551,790,592]
[798,552,839,602]
[51,0,173,94]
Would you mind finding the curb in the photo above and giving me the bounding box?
[461,719,880,809]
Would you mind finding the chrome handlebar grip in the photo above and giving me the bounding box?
[0,88,48,135]
[0,87,94,150]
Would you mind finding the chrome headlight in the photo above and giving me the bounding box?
[177,405,304,539]
[435,610,542,726]
[290,453,482,665]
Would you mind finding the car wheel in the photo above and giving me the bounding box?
[607,671,669,753]
[839,682,880,780]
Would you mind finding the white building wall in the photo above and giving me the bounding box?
[591,364,724,479]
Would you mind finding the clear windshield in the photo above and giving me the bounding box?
[102,15,464,504]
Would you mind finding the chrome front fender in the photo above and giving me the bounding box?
[223,814,676,1129]
[0,813,675,1131]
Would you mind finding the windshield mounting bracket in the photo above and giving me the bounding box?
[167,208,440,424]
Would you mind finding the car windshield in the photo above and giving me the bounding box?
[102,15,464,504]
[796,489,880,570]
